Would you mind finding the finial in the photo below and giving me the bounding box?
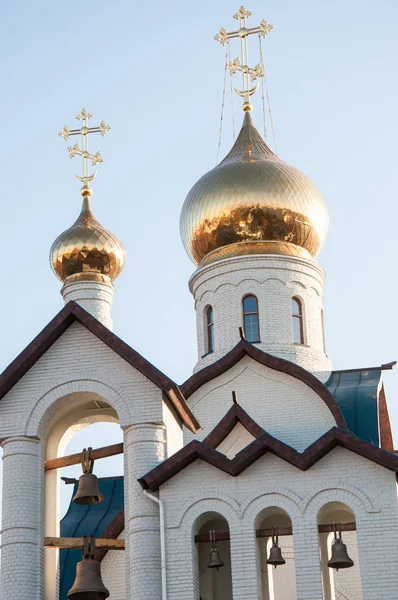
[58,109,111,195]
[232,391,239,405]
[214,6,273,111]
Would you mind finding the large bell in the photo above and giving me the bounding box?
[327,523,354,571]
[266,528,286,568]
[72,448,104,506]
[207,530,224,570]
[68,536,109,600]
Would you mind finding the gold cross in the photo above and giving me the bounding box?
[58,109,111,187]
[214,6,273,110]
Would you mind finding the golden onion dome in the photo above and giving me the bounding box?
[50,193,126,282]
[180,111,329,266]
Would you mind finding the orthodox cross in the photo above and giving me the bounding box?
[58,109,111,187]
[214,6,273,110]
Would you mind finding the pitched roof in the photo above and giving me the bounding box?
[0,301,199,433]
[180,339,346,429]
[139,426,398,492]
[203,402,265,448]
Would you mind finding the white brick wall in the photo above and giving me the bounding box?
[102,531,125,600]
[159,447,398,600]
[184,355,336,452]
[61,276,115,329]
[189,253,332,381]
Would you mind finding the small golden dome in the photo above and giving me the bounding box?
[50,195,126,282]
[180,112,329,265]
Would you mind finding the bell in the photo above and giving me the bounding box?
[72,448,104,506]
[266,528,286,568]
[68,536,109,600]
[327,523,354,571]
[207,530,224,570]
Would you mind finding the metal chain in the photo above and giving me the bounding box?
[216,44,229,164]
[227,41,236,142]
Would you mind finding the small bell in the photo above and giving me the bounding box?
[207,530,224,570]
[266,528,286,568]
[68,535,109,599]
[72,448,104,506]
[327,523,354,571]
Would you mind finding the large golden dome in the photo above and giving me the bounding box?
[50,194,126,282]
[180,112,329,266]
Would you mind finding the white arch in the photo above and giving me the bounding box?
[301,483,379,517]
[172,496,241,532]
[241,489,302,524]
[24,375,133,438]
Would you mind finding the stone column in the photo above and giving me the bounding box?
[230,527,262,600]
[123,423,166,599]
[61,273,115,329]
[1,436,42,600]
[292,515,324,600]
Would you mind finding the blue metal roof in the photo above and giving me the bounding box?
[59,477,124,600]
[326,368,382,446]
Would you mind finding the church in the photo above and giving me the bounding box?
[0,6,397,600]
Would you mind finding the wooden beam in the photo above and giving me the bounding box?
[44,442,124,471]
[194,522,357,543]
[44,537,125,550]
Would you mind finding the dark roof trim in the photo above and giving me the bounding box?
[0,301,199,433]
[332,361,397,374]
[139,427,398,492]
[181,339,345,429]
[379,384,394,452]
[203,403,265,448]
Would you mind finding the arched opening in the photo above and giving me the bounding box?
[318,502,362,600]
[194,512,233,600]
[256,507,297,600]
[292,297,304,344]
[243,294,260,342]
[205,305,215,354]
[44,391,124,600]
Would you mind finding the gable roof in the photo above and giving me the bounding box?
[180,339,346,429]
[203,402,265,448]
[139,426,398,492]
[0,301,199,433]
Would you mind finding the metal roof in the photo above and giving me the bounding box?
[326,368,382,446]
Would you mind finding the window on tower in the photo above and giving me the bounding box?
[242,295,260,343]
[206,306,215,353]
[292,297,304,344]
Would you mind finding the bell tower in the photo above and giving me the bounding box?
[180,7,331,380]
[50,109,125,330]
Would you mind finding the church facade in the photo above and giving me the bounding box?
[0,7,397,600]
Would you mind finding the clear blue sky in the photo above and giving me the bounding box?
[0,0,397,515]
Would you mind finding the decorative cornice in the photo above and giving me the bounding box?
[181,339,345,429]
[139,427,398,492]
[0,301,199,433]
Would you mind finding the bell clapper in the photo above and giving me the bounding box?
[327,522,355,571]
[266,527,286,568]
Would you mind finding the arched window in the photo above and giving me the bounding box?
[206,306,214,353]
[243,295,260,343]
[292,297,304,344]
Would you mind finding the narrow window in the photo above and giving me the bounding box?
[206,306,214,353]
[243,295,260,342]
[292,297,304,344]
[321,308,326,354]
